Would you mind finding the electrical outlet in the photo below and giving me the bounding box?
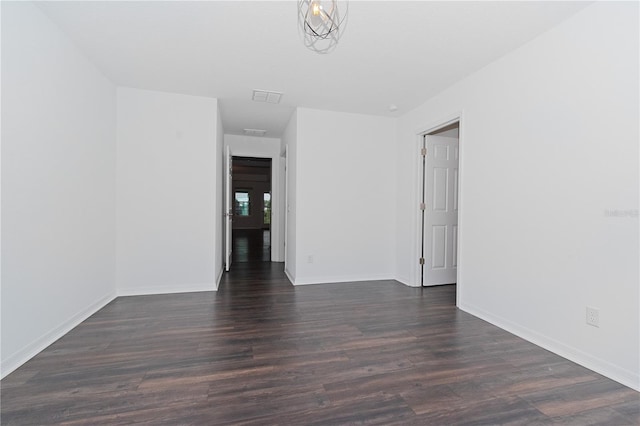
[586,307,599,328]
[307,255,314,264]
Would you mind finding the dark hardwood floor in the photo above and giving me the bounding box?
[232,228,271,263]
[2,234,638,424]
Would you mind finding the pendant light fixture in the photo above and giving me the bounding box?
[298,0,349,54]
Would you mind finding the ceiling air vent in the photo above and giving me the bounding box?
[243,128,267,137]
[252,89,283,104]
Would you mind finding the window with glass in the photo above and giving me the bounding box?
[263,193,271,225]
[234,191,250,216]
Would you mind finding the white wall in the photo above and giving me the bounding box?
[294,108,396,285]
[116,87,219,295]
[282,112,298,281]
[215,108,224,288]
[224,134,284,262]
[1,2,117,377]
[225,135,281,156]
[396,2,639,390]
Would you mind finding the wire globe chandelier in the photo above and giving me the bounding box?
[298,0,349,54]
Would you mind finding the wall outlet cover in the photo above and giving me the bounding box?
[586,306,599,328]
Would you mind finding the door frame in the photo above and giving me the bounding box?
[414,111,464,306]
[225,146,232,271]
[225,149,284,263]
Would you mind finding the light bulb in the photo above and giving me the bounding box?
[311,1,321,16]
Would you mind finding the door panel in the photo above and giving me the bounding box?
[431,225,447,269]
[423,135,459,285]
[434,144,449,160]
[432,167,448,211]
[452,225,458,268]
[453,168,459,212]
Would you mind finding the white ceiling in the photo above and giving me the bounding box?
[36,1,590,138]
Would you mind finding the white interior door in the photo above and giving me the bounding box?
[224,146,232,271]
[422,135,459,285]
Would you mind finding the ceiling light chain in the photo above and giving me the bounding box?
[298,0,349,54]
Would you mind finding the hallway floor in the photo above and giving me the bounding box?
[231,228,271,263]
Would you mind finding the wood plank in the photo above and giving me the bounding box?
[2,257,638,424]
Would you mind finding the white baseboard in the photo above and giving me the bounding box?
[395,276,418,287]
[215,268,224,291]
[117,283,216,297]
[293,274,395,286]
[284,268,295,285]
[459,301,640,392]
[1,292,116,379]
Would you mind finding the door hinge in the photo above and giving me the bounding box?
[419,257,425,265]
[419,202,426,211]
[421,147,427,157]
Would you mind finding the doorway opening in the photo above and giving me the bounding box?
[231,156,272,264]
[419,121,460,287]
